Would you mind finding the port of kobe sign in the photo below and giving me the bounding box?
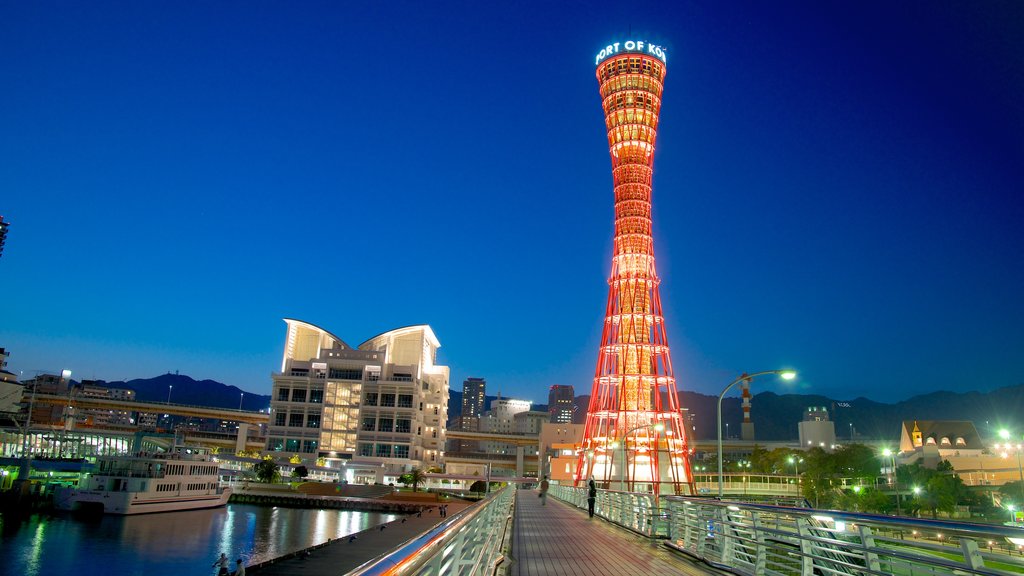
[595,40,667,65]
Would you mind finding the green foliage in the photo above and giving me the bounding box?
[253,459,280,483]
[291,465,309,480]
[398,468,426,492]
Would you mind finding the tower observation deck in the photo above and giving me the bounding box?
[575,40,694,496]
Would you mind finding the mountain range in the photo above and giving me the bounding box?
[451,385,1024,441]
[93,374,1024,442]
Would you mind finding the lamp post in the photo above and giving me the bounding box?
[999,429,1024,507]
[718,370,796,498]
[882,448,902,515]
[167,384,173,404]
[619,422,665,492]
[239,392,244,410]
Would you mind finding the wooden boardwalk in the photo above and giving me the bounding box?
[509,490,721,576]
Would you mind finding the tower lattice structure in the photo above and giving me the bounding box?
[575,43,694,496]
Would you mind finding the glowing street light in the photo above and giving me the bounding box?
[787,455,803,476]
[882,448,902,516]
[998,429,1024,506]
[718,370,797,497]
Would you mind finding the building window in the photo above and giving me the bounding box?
[381,394,396,407]
[397,394,413,408]
[310,389,324,404]
[292,389,307,403]
[288,413,304,427]
[330,368,363,380]
[432,429,437,438]
[362,417,376,431]
[364,393,378,406]
[268,437,284,451]
[359,443,373,457]
[393,445,409,459]
[285,439,300,452]
[277,388,290,402]
[396,419,411,434]
[378,418,394,432]
[376,444,392,457]
[433,406,439,415]
[393,373,412,382]
[302,440,318,453]
[307,414,321,429]
[275,413,287,426]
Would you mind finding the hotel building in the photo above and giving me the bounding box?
[267,319,449,482]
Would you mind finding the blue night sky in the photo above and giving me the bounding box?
[1,1,1022,404]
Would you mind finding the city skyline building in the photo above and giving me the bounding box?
[461,377,487,420]
[576,40,694,495]
[267,319,449,483]
[548,384,574,423]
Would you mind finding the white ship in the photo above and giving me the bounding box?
[54,447,232,515]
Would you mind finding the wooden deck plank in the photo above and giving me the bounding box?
[510,490,720,576]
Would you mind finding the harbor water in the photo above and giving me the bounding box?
[0,503,398,576]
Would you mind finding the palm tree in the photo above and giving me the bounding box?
[409,467,426,492]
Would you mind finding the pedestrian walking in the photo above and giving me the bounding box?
[212,553,229,576]
[232,559,246,576]
[587,479,597,518]
[539,475,550,506]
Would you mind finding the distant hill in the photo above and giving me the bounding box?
[462,384,1024,441]
[447,390,547,419]
[99,373,271,411]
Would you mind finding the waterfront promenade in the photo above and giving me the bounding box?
[509,489,720,576]
[252,489,720,575]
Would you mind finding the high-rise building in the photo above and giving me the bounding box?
[548,385,575,423]
[576,40,693,496]
[0,215,8,260]
[267,319,449,483]
[461,377,486,421]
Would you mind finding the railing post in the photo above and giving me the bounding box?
[961,539,985,570]
[718,506,735,566]
[796,517,815,576]
[858,525,881,573]
[752,512,767,574]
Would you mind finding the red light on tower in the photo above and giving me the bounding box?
[576,40,693,496]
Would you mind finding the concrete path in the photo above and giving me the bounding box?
[508,490,721,575]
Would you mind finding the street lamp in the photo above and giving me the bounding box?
[718,370,796,497]
[882,448,902,516]
[167,384,173,404]
[239,392,244,410]
[619,422,665,491]
[787,455,803,476]
[998,429,1024,507]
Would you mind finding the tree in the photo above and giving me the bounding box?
[291,465,309,480]
[253,458,280,483]
[399,468,426,492]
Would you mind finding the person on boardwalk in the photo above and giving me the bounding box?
[539,475,550,506]
[232,559,246,576]
[212,553,229,576]
[587,479,597,518]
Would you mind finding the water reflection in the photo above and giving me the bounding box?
[0,504,397,576]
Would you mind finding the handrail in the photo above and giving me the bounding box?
[348,485,515,576]
[551,485,1024,575]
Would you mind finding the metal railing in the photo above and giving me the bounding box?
[348,485,515,576]
[551,484,1024,575]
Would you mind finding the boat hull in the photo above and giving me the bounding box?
[55,487,232,515]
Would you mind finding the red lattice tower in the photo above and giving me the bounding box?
[575,42,694,496]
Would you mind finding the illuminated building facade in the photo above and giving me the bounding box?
[576,40,694,495]
[268,319,449,482]
[548,385,574,423]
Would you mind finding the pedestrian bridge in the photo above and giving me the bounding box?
[349,484,1024,576]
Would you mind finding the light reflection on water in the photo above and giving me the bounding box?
[0,504,397,576]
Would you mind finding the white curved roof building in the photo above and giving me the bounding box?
[269,320,449,482]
